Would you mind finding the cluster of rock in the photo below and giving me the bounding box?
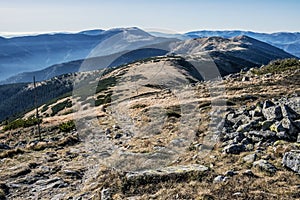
[221,98,300,154]
[220,97,300,174]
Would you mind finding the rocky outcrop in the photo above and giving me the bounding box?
[222,98,300,155]
[123,164,209,190]
[282,150,300,173]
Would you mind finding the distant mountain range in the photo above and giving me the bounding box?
[0,27,173,82]
[0,27,299,84]
[2,34,295,84]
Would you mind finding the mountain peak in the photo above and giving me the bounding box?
[78,29,105,36]
[232,35,257,42]
[107,27,152,37]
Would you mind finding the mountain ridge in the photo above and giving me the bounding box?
[1,27,300,83]
[1,35,296,84]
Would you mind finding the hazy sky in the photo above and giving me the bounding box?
[1,0,299,35]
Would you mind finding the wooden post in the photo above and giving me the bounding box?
[33,76,41,141]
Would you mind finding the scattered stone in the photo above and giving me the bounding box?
[114,133,123,139]
[225,170,238,177]
[242,76,250,82]
[243,153,257,163]
[101,188,113,200]
[105,128,111,135]
[223,144,245,154]
[242,170,256,177]
[213,175,228,183]
[282,150,300,173]
[0,143,10,150]
[113,125,120,130]
[253,159,277,174]
[232,192,243,197]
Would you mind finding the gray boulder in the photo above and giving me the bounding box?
[213,175,228,183]
[271,118,299,139]
[0,143,10,150]
[242,169,256,177]
[227,113,250,130]
[223,144,245,154]
[243,153,257,163]
[249,107,263,118]
[263,100,275,109]
[262,105,283,121]
[225,170,238,177]
[253,159,277,174]
[281,104,300,120]
[101,188,113,200]
[282,118,300,136]
[221,132,245,143]
[282,150,300,173]
[124,164,209,189]
[237,120,260,133]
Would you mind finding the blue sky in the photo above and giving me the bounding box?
[1,0,299,34]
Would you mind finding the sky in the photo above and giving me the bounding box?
[0,0,299,35]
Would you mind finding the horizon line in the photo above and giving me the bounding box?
[1,27,300,38]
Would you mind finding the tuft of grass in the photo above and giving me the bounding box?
[59,120,76,133]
